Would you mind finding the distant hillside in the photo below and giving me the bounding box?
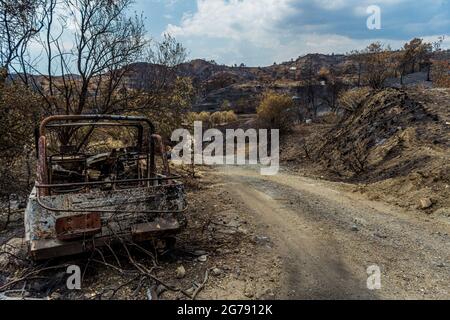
[119,53,356,113]
[18,50,450,114]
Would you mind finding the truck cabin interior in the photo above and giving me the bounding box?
[36,116,167,196]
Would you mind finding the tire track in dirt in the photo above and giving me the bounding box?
[212,166,450,299]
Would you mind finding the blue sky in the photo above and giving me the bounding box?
[133,0,450,67]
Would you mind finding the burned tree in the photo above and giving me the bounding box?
[362,42,393,89]
[8,0,148,146]
[17,0,147,118]
[0,0,45,194]
[300,55,319,119]
[0,0,45,83]
[127,34,194,139]
[398,38,433,84]
[318,66,345,113]
[349,49,366,87]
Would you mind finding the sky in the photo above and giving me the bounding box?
[133,0,450,67]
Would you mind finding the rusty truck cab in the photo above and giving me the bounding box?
[25,115,187,260]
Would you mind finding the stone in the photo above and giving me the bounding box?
[254,235,271,246]
[244,289,254,298]
[256,288,274,299]
[176,266,186,279]
[211,268,223,277]
[419,198,433,210]
[374,232,387,239]
[50,292,62,300]
[244,283,255,298]
[227,220,241,228]
[197,255,208,262]
[219,228,237,235]
[238,227,249,235]
[193,249,207,256]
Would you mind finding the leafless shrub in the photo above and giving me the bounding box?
[337,87,372,113]
[432,60,450,88]
[0,83,41,195]
[257,91,296,133]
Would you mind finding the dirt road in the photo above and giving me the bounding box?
[211,166,450,300]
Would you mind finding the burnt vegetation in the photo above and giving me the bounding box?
[0,0,449,301]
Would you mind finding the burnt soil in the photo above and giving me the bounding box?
[281,87,450,213]
[1,87,449,300]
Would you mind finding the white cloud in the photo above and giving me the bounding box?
[163,0,450,66]
[313,0,347,10]
[163,0,182,9]
[150,0,182,9]
[165,0,298,48]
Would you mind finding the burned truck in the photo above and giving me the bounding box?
[25,115,187,260]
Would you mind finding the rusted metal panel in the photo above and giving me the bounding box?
[25,182,186,259]
[39,115,155,137]
[55,213,102,241]
[37,136,49,197]
[27,184,186,238]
